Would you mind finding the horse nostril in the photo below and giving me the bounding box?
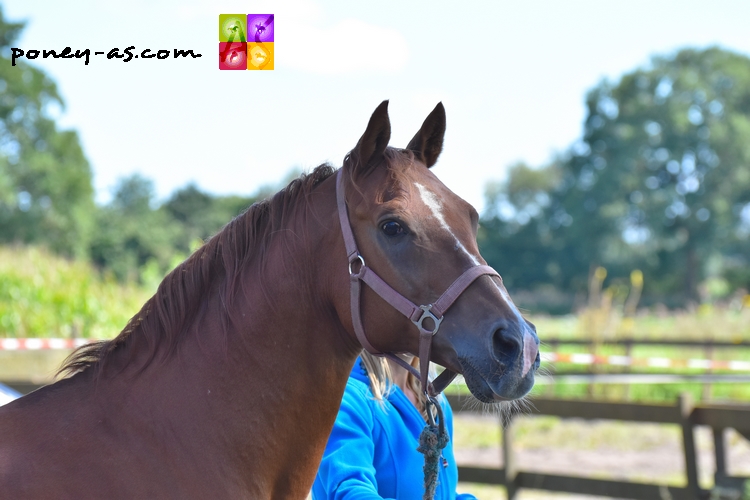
[492,324,522,366]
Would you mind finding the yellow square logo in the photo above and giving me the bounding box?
[247,42,273,70]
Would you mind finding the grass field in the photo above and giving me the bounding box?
[532,304,750,403]
[0,246,153,339]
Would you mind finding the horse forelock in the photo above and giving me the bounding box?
[344,147,417,209]
[59,163,338,379]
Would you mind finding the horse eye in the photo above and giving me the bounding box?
[381,221,404,237]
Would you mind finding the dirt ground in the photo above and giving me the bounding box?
[453,414,750,500]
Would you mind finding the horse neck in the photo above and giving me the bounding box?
[96,173,361,494]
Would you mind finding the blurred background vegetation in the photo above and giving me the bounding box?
[1,8,749,339]
[480,47,750,313]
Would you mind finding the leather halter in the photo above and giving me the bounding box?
[336,169,501,398]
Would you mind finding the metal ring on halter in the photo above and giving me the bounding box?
[348,254,365,275]
[425,395,441,427]
[412,305,443,335]
[426,396,446,439]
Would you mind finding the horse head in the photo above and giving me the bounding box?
[337,100,540,403]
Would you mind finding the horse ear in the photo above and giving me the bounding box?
[406,102,446,168]
[353,100,391,173]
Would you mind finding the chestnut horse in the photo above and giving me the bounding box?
[0,102,539,498]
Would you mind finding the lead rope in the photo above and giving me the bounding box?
[417,396,449,500]
[387,354,452,499]
[387,356,450,500]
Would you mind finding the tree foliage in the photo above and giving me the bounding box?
[0,8,262,282]
[89,175,178,282]
[480,163,560,289]
[0,7,94,257]
[90,175,258,282]
[164,183,257,256]
[481,47,750,308]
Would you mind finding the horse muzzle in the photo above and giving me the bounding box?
[460,322,540,403]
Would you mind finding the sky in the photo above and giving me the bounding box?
[4,0,750,213]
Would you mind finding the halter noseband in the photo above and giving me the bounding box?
[336,169,501,399]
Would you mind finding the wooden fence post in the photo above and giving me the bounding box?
[713,427,727,486]
[503,414,518,500]
[702,342,714,401]
[624,340,633,400]
[547,339,559,397]
[678,392,700,498]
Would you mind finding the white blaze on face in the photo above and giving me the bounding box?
[414,183,538,376]
[414,183,480,266]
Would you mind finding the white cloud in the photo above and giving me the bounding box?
[281,18,409,74]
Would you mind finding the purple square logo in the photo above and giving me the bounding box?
[248,14,274,42]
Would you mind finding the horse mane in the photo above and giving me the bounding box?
[59,163,338,378]
[59,148,417,379]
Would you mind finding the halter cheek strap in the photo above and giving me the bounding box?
[336,169,500,397]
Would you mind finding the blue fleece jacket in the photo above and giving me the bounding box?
[312,359,478,500]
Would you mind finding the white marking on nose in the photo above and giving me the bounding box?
[414,183,480,266]
[490,281,525,324]
[522,330,538,377]
[415,183,538,375]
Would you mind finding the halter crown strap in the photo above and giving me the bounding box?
[336,169,500,397]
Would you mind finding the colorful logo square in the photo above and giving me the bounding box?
[247,42,273,70]
[219,15,247,43]
[248,15,274,42]
[219,42,247,70]
[219,14,274,71]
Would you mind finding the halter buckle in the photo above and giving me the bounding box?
[413,305,443,335]
[348,254,365,275]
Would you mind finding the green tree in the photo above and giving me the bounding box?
[482,47,750,307]
[90,176,258,283]
[567,47,750,301]
[0,7,95,257]
[89,175,180,282]
[164,183,256,254]
[480,162,561,289]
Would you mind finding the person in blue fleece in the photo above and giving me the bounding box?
[312,352,477,500]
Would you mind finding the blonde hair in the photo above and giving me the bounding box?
[360,351,429,420]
